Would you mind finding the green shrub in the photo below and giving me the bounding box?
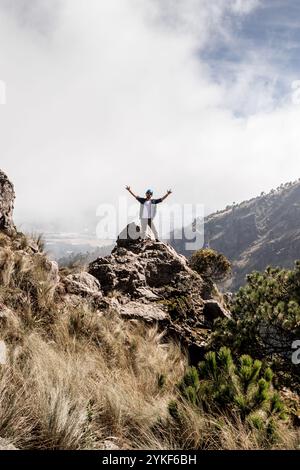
[173,347,286,434]
[189,249,231,281]
[211,263,300,390]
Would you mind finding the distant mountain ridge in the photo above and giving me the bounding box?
[171,179,300,290]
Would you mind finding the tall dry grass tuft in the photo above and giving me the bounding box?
[0,240,58,330]
[0,293,188,449]
[0,248,15,287]
[1,298,299,450]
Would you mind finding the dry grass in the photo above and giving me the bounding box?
[0,311,187,449]
[0,234,299,450]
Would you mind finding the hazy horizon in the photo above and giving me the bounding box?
[1,0,300,233]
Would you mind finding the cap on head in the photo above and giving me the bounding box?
[146,189,153,195]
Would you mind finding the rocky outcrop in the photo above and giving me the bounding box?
[88,224,230,351]
[0,170,16,233]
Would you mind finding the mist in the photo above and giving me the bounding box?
[1,0,300,234]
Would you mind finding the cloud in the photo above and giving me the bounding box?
[148,0,261,46]
[0,0,299,233]
[231,0,261,14]
[0,0,61,35]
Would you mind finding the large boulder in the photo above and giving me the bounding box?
[88,225,230,350]
[117,222,143,248]
[0,170,16,233]
[63,272,102,301]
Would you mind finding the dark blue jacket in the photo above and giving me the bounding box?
[136,197,162,219]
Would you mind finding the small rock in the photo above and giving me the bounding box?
[203,299,231,321]
[120,301,169,322]
[0,437,18,450]
[135,287,160,300]
[102,439,120,450]
[63,272,101,296]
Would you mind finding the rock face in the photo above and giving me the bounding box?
[89,224,230,350]
[0,170,16,233]
[203,299,231,320]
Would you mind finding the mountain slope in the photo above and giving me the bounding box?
[171,179,300,290]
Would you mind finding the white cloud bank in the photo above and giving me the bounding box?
[0,0,299,229]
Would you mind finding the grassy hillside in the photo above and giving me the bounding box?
[0,230,299,450]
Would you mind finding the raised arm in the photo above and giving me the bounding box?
[161,189,172,202]
[125,185,138,199]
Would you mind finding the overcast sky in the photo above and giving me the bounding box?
[1,0,300,230]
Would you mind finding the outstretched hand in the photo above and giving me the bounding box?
[161,189,172,202]
[126,185,137,198]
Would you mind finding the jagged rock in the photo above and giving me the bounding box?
[63,272,102,299]
[0,438,18,450]
[89,226,227,349]
[0,170,16,233]
[135,286,160,300]
[119,300,168,322]
[203,299,231,320]
[117,222,143,248]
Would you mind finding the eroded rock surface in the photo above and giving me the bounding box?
[89,224,230,349]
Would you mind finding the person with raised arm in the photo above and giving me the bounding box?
[125,186,172,241]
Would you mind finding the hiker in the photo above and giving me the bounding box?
[125,186,172,241]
